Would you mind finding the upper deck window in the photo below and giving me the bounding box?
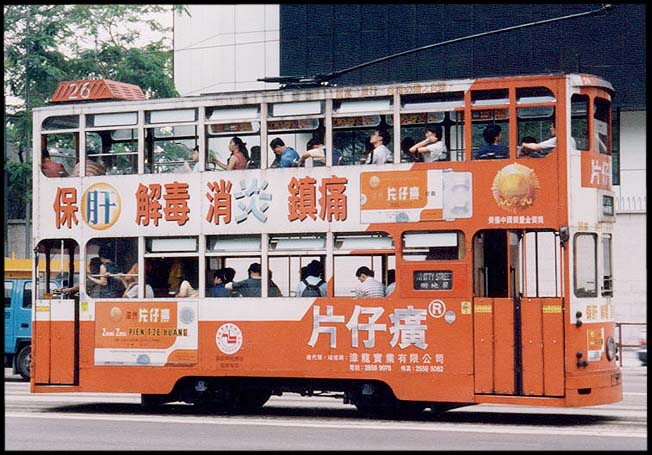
[571,95,589,151]
[146,237,198,253]
[516,87,555,104]
[270,101,323,117]
[402,231,465,261]
[42,115,79,131]
[594,97,611,155]
[400,92,465,112]
[334,232,393,251]
[334,98,392,114]
[146,109,197,124]
[207,106,260,122]
[471,89,509,107]
[88,112,138,128]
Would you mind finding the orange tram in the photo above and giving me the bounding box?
[31,73,621,415]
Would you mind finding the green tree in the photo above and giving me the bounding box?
[4,4,188,218]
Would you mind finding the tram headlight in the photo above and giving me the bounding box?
[605,336,617,361]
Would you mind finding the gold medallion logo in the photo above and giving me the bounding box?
[491,163,540,212]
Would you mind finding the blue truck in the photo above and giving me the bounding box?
[4,277,34,380]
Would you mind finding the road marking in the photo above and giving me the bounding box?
[5,412,646,439]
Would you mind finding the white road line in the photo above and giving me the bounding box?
[5,412,646,439]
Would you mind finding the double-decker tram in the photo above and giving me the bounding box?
[31,73,620,414]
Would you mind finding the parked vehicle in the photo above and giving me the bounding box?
[639,328,647,366]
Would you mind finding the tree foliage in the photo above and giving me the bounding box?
[4,4,188,218]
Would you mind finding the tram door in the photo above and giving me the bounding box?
[32,241,79,386]
[473,229,564,397]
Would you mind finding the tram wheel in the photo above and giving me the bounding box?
[237,388,272,411]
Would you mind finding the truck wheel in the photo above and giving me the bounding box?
[16,345,31,381]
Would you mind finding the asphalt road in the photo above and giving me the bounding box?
[4,349,646,451]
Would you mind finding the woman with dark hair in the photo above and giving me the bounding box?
[216,136,249,170]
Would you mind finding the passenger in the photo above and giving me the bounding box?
[269,137,300,168]
[248,145,261,169]
[59,257,103,297]
[41,149,68,177]
[176,272,199,298]
[519,124,558,157]
[73,156,106,176]
[365,128,392,164]
[400,137,418,162]
[409,124,448,162]
[518,136,539,158]
[296,260,326,297]
[268,270,283,297]
[226,262,263,297]
[298,138,326,167]
[215,136,249,170]
[477,124,509,159]
[183,145,201,172]
[354,266,385,298]
[120,263,154,298]
[208,268,230,297]
[385,269,396,296]
[92,244,124,298]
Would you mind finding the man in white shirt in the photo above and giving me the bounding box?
[355,266,385,297]
[365,129,393,164]
[409,124,448,162]
[298,138,326,167]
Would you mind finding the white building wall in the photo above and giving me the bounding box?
[173,4,279,96]
[613,111,647,345]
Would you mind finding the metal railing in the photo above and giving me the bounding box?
[615,321,647,367]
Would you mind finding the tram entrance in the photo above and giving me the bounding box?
[472,229,564,397]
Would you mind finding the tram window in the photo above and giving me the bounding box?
[42,115,79,130]
[207,133,261,171]
[471,89,509,107]
[333,115,393,165]
[594,98,611,155]
[573,233,598,298]
[206,105,261,170]
[471,109,509,160]
[85,129,137,175]
[516,107,555,159]
[146,125,198,174]
[87,112,137,128]
[146,108,197,124]
[333,254,395,297]
[86,238,138,298]
[36,239,80,298]
[145,237,198,298]
[266,112,324,168]
[402,231,464,261]
[41,133,78,177]
[523,231,561,298]
[516,87,555,104]
[601,235,613,297]
[571,95,589,151]
[268,234,327,297]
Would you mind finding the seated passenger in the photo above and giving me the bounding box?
[365,129,392,164]
[119,263,154,298]
[183,145,201,172]
[477,124,509,159]
[409,124,448,162]
[214,137,249,170]
[296,260,326,297]
[41,149,68,177]
[73,156,106,176]
[269,138,299,168]
[298,138,326,167]
[520,124,558,157]
[354,266,385,297]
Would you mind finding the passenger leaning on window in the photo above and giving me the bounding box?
[409,124,448,162]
